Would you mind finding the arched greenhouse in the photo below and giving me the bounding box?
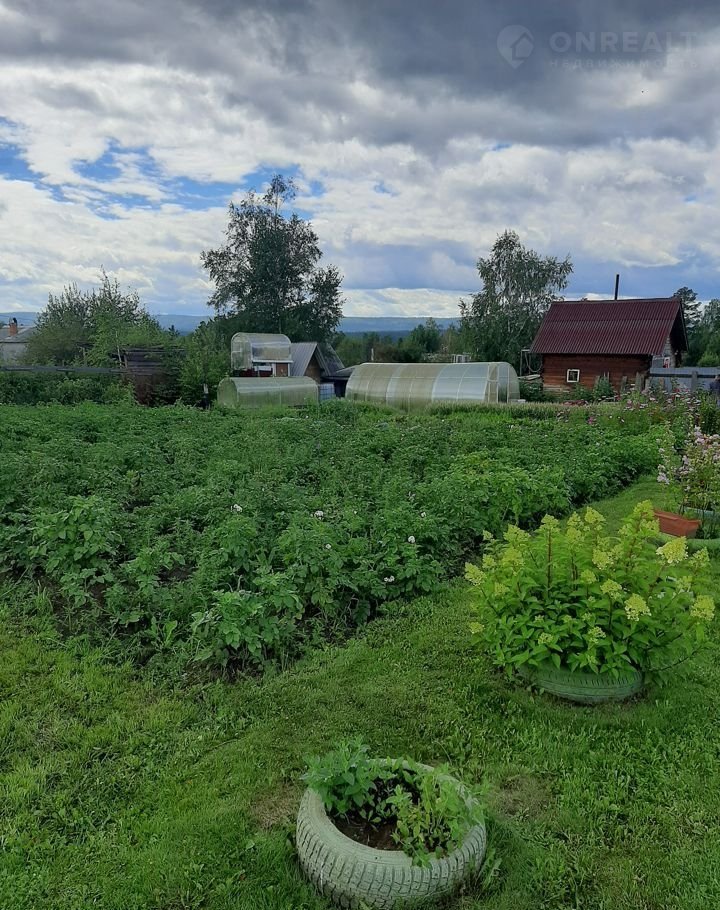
[230,333,293,376]
[217,376,318,409]
[345,362,520,409]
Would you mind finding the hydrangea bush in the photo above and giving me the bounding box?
[466,502,714,681]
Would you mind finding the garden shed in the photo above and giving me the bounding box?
[346,362,520,409]
[530,298,687,393]
[290,342,344,382]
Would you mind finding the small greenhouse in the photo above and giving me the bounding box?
[217,376,318,409]
[230,333,293,375]
[345,362,520,409]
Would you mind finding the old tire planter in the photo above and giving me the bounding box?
[656,510,720,552]
[518,663,643,704]
[296,763,486,909]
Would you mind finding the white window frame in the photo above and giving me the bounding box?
[566,369,580,383]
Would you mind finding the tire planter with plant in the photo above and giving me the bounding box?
[296,745,487,910]
[657,530,720,553]
[517,662,644,704]
[466,502,716,703]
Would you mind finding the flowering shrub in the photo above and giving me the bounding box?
[658,426,720,537]
[466,502,714,681]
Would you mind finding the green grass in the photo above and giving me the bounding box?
[2,478,719,910]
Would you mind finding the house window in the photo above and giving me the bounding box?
[566,369,580,383]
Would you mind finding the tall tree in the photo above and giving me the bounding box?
[460,231,572,368]
[674,286,701,331]
[694,298,720,366]
[673,286,704,364]
[201,175,344,341]
[26,272,165,365]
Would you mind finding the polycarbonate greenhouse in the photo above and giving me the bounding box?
[230,333,293,373]
[217,376,318,409]
[346,362,520,409]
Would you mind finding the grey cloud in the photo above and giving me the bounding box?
[3,0,719,154]
[1,0,719,313]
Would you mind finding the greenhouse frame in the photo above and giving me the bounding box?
[217,376,319,409]
[230,333,293,375]
[345,362,520,409]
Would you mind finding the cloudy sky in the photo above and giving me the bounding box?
[1,0,719,318]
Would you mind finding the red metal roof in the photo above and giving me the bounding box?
[530,298,685,355]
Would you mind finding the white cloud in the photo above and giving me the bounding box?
[0,1,719,316]
[344,288,466,318]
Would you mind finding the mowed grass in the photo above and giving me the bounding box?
[1,479,719,910]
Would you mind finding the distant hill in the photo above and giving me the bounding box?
[1,312,459,338]
[338,316,457,335]
[152,314,459,336]
[153,314,209,333]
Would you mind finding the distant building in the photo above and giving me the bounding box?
[529,298,687,393]
[229,333,346,386]
[290,342,348,396]
[0,319,35,364]
[222,333,348,403]
[230,333,294,377]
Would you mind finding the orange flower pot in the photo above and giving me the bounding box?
[653,509,701,538]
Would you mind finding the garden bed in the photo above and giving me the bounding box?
[0,400,660,673]
[2,479,719,909]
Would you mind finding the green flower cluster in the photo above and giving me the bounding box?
[466,501,715,681]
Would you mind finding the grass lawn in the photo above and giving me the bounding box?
[2,478,719,910]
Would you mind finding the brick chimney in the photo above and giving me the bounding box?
[8,318,18,336]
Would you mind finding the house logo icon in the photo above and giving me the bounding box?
[497,25,534,68]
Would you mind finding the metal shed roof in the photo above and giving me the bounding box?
[290,342,345,378]
[289,342,317,378]
[530,298,686,356]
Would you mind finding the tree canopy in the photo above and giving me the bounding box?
[332,318,461,366]
[674,286,702,332]
[26,272,166,366]
[460,230,572,368]
[687,298,720,366]
[201,175,344,342]
[671,287,720,366]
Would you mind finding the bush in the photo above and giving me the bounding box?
[518,378,550,402]
[0,371,127,405]
[466,502,714,682]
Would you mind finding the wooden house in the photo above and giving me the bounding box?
[529,298,687,394]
